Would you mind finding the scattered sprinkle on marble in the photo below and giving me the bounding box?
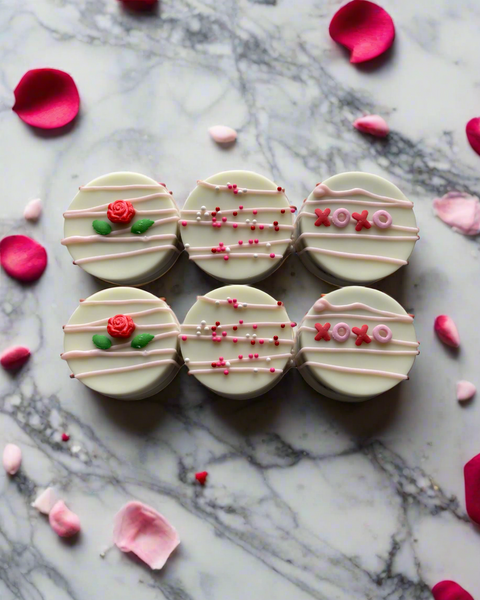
[113,501,180,570]
[353,114,389,137]
[432,582,474,600]
[464,453,480,525]
[12,69,80,129]
[32,487,58,515]
[117,0,157,10]
[208,125,238,144]
[23,198,42,221]
[0,235,47,282]
[434,315,460,348]
[61,433,70,442]
[195,471,208,485]
[466,117,480,156]
[329,0,395,64]
[0,346,30,371]
[49,500,81,538]
[2,443,22,475]
[433,192,480,236]
[456,380,476,402]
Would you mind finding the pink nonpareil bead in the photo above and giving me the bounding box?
[270,253,275,258]
[233,338,238,343]
[222,217,227,222]
[224,370,229,375]
[228,298,232,303]
[254,353,259,358]
[222,331,227,337]
[254,239,259,244]
[270,368,275,373]
[181,221,187,226]
[181,335,187,341]
[238,240,243,245]
[259,224,264,230]
[233,224,238,229]
[249,239,253,244]
[239,205,243,210]
[238,354,243,359]
[224,255,229,261]
[239,320,243,324]
[232,299,237,303]
[248,354,253,359]
[253,324,258,329]
[253,210,257,215]
[219,357,224,361]
[259,339,264,344]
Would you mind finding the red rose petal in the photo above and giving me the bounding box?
[464,453,480,525]
[0,346,30,371]
[118,0,157,10]
[432,581,474,600]
[195,471,208,485]
[0,235,47,282]
[466,118,480,156]
[13,69,80,129]
[329,1,395,64]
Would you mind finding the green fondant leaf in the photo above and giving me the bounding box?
[92,334,112,350]
[131,333,155,349]
[131,219,155,234]
[92,220,112,236]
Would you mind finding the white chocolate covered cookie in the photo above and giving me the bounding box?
[62,287,181,400]
[180,171,295,283]
[180,285,296,399]
[295,286,419,401]
[62,172,181,285]
[295,172,419,285]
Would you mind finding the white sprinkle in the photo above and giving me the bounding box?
[252,219,257,224]
[205,211,210,217]
[246,333,250,338]
[196,331,201,336]
[254,253,258,258]
[269,224,274,229]
[215,300,220,305]
[196,211,201,216]
[266,243,271,249]
[246,219,250,224]
[252,334,257,339]
[243,303,247,308]
[226,247,231,253]
[184,358,190,363]
[201,320,206,325]
[215,186,220,191]
[238,189,243,194]
[196,216,201,221]
[266,357,271,363]
[253,368,258,373]
[201,206,206,211]
[269,338,273,343]
[226,361,231,367]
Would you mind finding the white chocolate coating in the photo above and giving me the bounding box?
[295,172,419,284]
[180,285,295,399]
[296,286,418,401]
[63,172,181,286]
[63,287,180,400]
[180,171,295,283]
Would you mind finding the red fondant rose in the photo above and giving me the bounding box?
[107,200,136,224]
[107,315,136,338]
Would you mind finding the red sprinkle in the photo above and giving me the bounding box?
[61,433,70,442]
[277,301,282,306]
[233,326,238,331]
[215,321,220,326]
[216,207,220,211]
[195,471,208,485]
[233,211,238,216]
[273,221,278,226]
[277,186,282,192]
[250,340,255,345]
[281,324,285,328]
[251,225,255,230]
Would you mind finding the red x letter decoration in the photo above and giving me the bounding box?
[314,322,331,341]
[314,208,331,227]
[352,325,371,346]
[352,210,371,231]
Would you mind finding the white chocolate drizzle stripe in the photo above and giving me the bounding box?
[73,245,180,265]
[64,307,174,327]
[65,193,172,215]
[298,361,408,380]
[190,253,283,261]
[72,359,179,380]
[298,246,407,265]
[64,211,178,219]
[197,180,284,195]
[188,367,283,375]
[297,347,418,356]
[296,233,419,242]
[313,183,413,206]
[180,334,294,345]
[80,299,163,305]
[305,199,413,208]
[65,325,179,335]
[314,299,413,320]
[298,325,419,347]
[62,234,177,245]
[303,313,411,323]
[182,322,293,330]
[197,296,284,309]
[186,353,292,366]
[62,348,177,360]
[79,185,165,191]
[187,239,291,252]
[182,220,294,231]
[298,212,419,233]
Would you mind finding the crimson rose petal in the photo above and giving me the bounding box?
[466,118,480,156]
[432,581,474,600]
[13,69,80,129]
[464,453,480,525]
[0,235,47,282]
[329,1,395,64]
[117,0,157,10]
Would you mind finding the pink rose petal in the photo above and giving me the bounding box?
[2,443,22,475]
[353,114,389,137]
[432,581,474,600]
[329,0,395,64]
[32,487,58,515]
[0,235,47,282]
[13,69,80,129]
[433,192,480,236]
[0,346,30,371]
[465,453,480,525]
[466,117,480,156]
[208,125,238,144]
[24,198,43,221]
[457,380,476,402]
[49,500,81,537]
[113,501,180,570]
[434,315,460,348]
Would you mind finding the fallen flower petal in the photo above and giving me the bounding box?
[13,69,79,129]
[432,581,474,600]
[329,0,395,64]
[113,501,180,570]
[434,315,460,348]
[0,346,30,371]
[208,125,238,144]
[32,487,58,515]
[353,115,389,137]
[466,117,480,156]
[117,0,157,10]
[195,471,208,485]
[433,192,480,236]
[24,198,43,221]
[0,235,47,282]
[465,453,480,525]
[49,500,81,537]
[2,444,22,475]
[457,380,476,402]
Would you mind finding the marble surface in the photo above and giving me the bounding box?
[0,0,479,598]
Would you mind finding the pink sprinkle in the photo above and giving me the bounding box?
[249,239,253,244]
[254,353,259,358]
[61,433,70,442]
[248,354,253,359]
[219,242,224,247]
[228,184,232,189]
[195,471,208,485]
[457,380,476,402]
[228,298,232,303]
[238,355,243,359]
[259,339,264,344]
[434,315,460,348]
[208,125,237,144]
[254,239,259,244]
[270,368,275,373]
[259,224,264,230]
[219,356,224,361]
[181,221,187,226]
[233,299,237,303]
[253,209,257,215]
[224,369,229,375]
[234,190,238,194]
[239,320,243,324]
[222,331,227,337]
[270,253,275,258]
[233,338,238,343]
[181,335,187,341]
[238,240,243,245]
[233,223,238,229]
[233,184,237,189]
[290,207,295,213]
[253,324,258,329]
[222,217,227,222]
[224,255,229,261]
[291,322,296,327]
[239,205,243,210]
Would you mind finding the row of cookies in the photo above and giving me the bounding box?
[62,170,418,287]
[62,285,418,402]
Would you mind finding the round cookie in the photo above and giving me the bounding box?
[62,287,181,400]
[295,172,419,285]
[180,171,296,283]
[62,172,181,286]
[180,285,296,399]
[295,286,419,401]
